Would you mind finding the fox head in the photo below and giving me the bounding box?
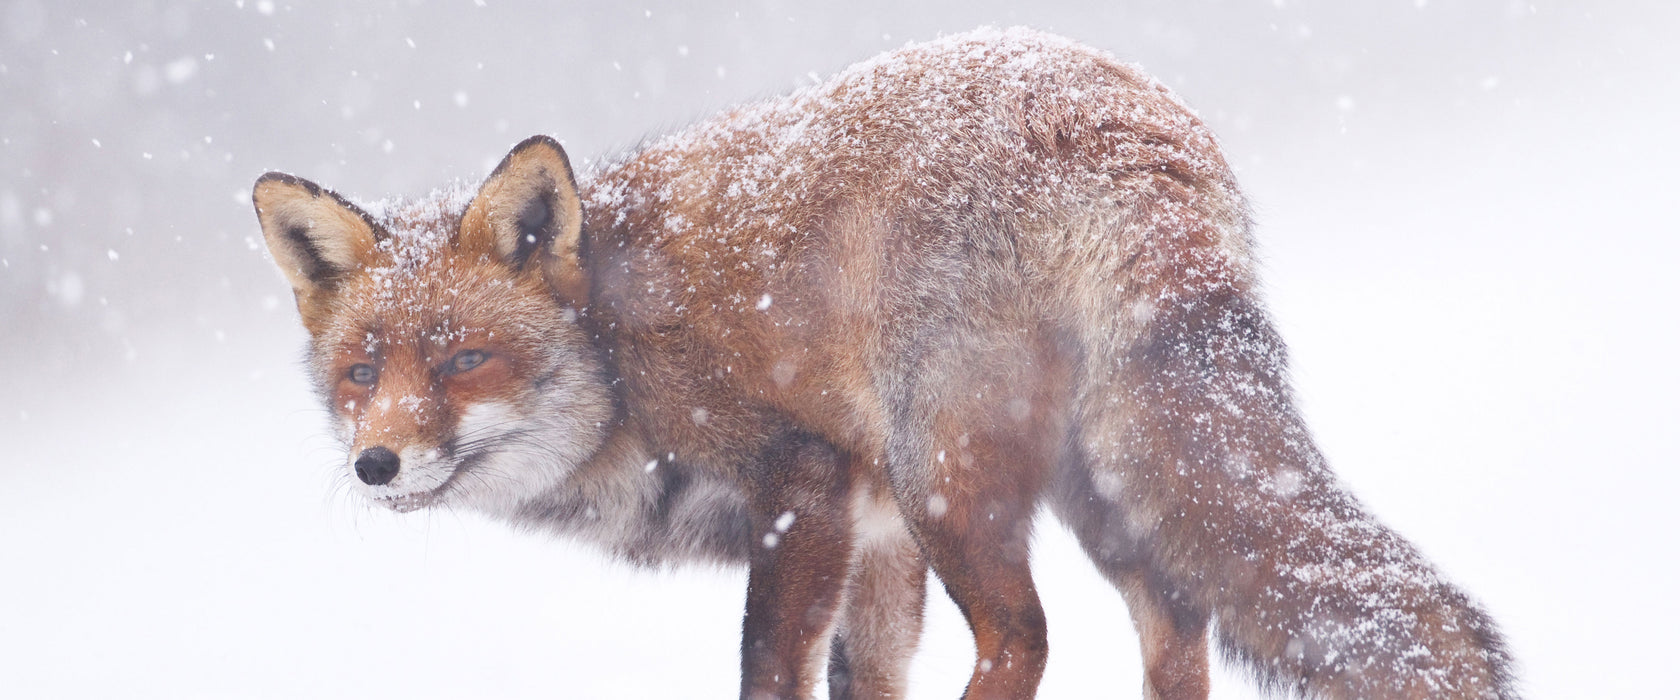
[255,136,613,515]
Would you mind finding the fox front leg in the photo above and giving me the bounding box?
[827,468,927,700]
[739,434,856,700]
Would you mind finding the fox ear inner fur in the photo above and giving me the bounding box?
[252,172,383,328]
[461,135,588,305]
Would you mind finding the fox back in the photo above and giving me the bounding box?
[258,27,1514,700]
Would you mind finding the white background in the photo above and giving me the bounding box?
[2,1,1676,697]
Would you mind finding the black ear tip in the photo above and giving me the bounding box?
[509,135,574,168]
[254,171,321,197]
[511,134,565,155]
[490,135,576,182]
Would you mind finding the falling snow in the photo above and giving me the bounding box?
[0,4,1673,700]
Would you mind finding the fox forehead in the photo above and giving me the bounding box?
[323,262,552,357]
[312,194,557,361]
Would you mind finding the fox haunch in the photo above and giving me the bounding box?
[256,27,1515,700]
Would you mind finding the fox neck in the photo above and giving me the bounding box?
[505,409,753,567]
[482,302,751,566]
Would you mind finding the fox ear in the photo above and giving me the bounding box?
[460,135,588,305]
[253,172,382,327]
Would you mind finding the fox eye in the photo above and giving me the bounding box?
[348,364,377,385]
[448,349,487,374]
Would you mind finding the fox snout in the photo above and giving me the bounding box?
[354,446,401,486]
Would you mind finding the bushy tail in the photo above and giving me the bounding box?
[1051,287,1518,699]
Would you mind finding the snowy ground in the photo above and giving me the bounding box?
[3,2,1677,698]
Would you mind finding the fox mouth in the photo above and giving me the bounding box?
[367,450,483,513]
[376,490,443,513]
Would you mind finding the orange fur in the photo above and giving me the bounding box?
[258,28,1515,700]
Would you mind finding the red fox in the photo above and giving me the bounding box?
[255,27,1514,700]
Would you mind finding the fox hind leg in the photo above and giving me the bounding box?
[893,422,1051,700]
[1049,460,1211,700]
[881,326,1078,699]
[1119,570,1211,700]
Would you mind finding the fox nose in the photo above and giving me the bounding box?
[355,447,401,486]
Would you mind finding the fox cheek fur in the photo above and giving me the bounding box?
[256,28,1515,700]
